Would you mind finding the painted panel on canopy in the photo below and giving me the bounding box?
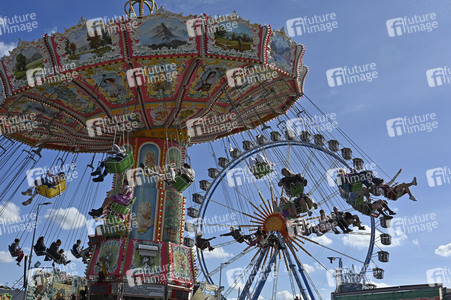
[141,57,189,100]
[1,40,51,91]
[129,142,160,240]
[168,243,194,283]
[89,239,125,276]
[267,31,297,75]
[85,66,134,105]
[53,18,123,67]
[130,11,197,57]
[206,16,263,61]
[185,59,229,100]
[37,83,97,114]
[7,97,75,125]
[173,104,206,126]
[147,103,175,126]
[108,107,146,130]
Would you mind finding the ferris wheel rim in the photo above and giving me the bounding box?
[194,139,376,296]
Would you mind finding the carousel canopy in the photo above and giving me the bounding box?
[0,8,307,152]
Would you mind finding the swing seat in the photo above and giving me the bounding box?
[353,197,376,217]
[169,173,194,192]
[109,197,136,216]
[70,249,81,258]
[285,182,304,198]
[98,197,136,237]
[33,245,47,256]
[8,245,18,257]
[277,202,297,219]
[295,201,315,214]
[251,162,274,179]
[105,151,135,174]
[36,179,66,198]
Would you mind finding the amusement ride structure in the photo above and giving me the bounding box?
[0,0,401,299]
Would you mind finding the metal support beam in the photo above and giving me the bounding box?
[287,243,316,300]
[251,254,275,300]
[283,246,309,300]
[238,249,267,300]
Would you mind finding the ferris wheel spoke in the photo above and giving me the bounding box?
[298,235,365,264]
[207,247,255,278]
[212,240,238,248]
[223,250,262,297]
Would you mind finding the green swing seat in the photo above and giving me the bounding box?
[251,162,274,179]
[295,201,315,214]
[105,151,135,174]
[285,182,305,198]
[353,196,376,217]
[337,175,363,192]
[169,172,194,193]
[96,197,136,237]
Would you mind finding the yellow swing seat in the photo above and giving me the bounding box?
[36,179,67,198]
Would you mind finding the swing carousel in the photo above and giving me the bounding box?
[0,0,318,298]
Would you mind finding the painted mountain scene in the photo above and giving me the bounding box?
[138,18,189,50]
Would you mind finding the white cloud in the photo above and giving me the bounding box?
[203,247,233,259]
[48,26,58,34]
[342,227,406,250]
[311,235,333,246]
[45,207,87,230]
[0,41,16,57]
[0,251,15,263]
[276,290,294,300]
[0,203,21,223]
[304,263,315,273]
[435,243,451,257]
[367,281,390,288]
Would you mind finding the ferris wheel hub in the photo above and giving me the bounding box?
[262,213,290,240]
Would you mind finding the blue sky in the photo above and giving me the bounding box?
[1,0,451,299]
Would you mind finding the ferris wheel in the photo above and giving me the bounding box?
[184,102,393,300]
